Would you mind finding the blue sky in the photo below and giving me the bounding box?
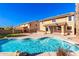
[0,3,75,27]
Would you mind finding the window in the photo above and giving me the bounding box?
[46,27,48,31]
[30,24,31,26]
[67,26,72,30]
[67,26,72,33]
[68,16,72,21]
[36,24,37,27]
[57,26,61,30]
[51,19,56,22]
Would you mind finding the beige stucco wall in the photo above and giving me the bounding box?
[67,16,75,35]
[19,24,29,28]
[24,24,30,28]
[56,17,67,23]
[14,23,30,33]
[39,22,46,31]
[76,3,79,36]
[43,20,53,25]
[15,26,23,30]
[56,16,75,35]
[39,15,75,35]
[39,20,53,33]
[29,21,40,32]
[15,23,29,30]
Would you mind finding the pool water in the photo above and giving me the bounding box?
[0,37,79,54]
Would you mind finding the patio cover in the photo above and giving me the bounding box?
[43,22,67,27]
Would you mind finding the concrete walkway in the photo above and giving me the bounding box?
[0,52,17,56]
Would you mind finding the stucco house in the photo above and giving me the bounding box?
[39,12,75,35]
[15,12,76,36]
[15,21,40,33]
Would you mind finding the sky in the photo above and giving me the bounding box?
[0,3,75,27]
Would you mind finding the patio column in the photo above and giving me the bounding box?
[48,26,51,34]
[61,26,64,35]
[71,25,74,35]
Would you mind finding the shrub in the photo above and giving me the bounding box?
[57,48,69,56]
[6,34,18,37]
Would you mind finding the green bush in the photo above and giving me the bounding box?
[0,36,4,38]
[0,34,19,38]
[0,33,26,38]
[6,34,18,37]
[0,34,8,38]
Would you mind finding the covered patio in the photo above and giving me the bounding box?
[43,22,68,35]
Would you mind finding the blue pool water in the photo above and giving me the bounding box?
[0,37,79,54]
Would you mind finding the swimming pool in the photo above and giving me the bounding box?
[0,37,79,54]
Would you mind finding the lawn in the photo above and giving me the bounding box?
[0,33,26,38]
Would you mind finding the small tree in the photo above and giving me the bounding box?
[57,47,76,56]
[57,48,68,56]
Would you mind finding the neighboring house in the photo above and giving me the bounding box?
[0,27,13,34]
[29,21,40,33]
[15,21,40,33]
[39,12,75,35]
[14,23,30,33]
